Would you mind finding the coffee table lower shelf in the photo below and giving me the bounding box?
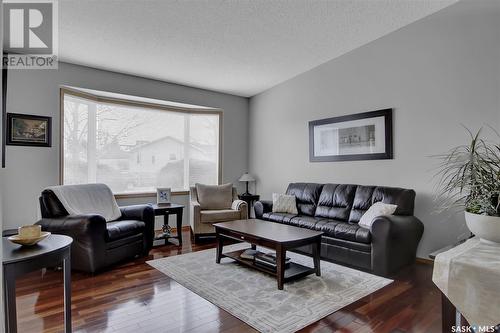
[222,248,316,281]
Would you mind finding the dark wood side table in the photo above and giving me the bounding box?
[3,234,73,333]
[151,203,184,246]
[237,194,260,218]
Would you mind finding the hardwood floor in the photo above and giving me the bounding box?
[13,229,441,333]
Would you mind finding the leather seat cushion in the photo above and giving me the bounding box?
[200,209,241,223]
[106,220,145,241]
[287,216,324,229]
[262,212,296,223]
[315,219,371,244]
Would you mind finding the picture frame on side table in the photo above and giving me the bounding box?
[157,187,172,205]
[309,109,393,162]
[6,113,52,147]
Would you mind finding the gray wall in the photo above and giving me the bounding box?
[249,0,500,258]
[3,62,248,229]
[1,3,4,329]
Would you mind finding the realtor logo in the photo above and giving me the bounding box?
[2,0,58,69]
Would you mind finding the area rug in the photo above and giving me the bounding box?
[147,244,392,333]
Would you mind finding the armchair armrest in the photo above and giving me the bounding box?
[232,199,248,219]
[254,200,273,219]
[371,215,424,277]
[36,214,107,236]
[190,200,201,231]
[119,204,155,251]
[119,204,154,222]
[36,214,108,272]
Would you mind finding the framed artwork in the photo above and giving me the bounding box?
[157,187,172,204]
[6,113,52,147]
[309,109,393,162]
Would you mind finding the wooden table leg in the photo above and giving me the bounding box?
[163,213,170,245]
[441,292,456,333]
[63,251,72,333]
[176,209,183,245]
[276,245,285,290]
[312,238,321,276]
[216,232,223,264]
[3,266,17,333]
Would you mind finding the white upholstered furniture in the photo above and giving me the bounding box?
[189,184,248,242]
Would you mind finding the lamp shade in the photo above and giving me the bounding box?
[239,172,255,182]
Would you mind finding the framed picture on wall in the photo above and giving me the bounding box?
[309,109,393,162]
[6,113,52,147]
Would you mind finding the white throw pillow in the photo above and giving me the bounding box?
[358,202,398,229]
[272,193,298,214]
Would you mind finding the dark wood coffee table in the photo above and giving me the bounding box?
[214,219,323,290]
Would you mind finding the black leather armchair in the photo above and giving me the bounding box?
[37,189,155,273]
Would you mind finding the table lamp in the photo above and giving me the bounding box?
[239,172,256,196]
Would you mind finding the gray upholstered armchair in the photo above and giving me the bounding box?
[190,183,248,242]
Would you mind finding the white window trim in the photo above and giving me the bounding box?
[59,87,223,198]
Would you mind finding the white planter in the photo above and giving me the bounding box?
[465,211,500,244]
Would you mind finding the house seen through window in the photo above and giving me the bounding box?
[62,89,221,195]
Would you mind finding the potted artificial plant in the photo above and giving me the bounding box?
[434,128,500,244]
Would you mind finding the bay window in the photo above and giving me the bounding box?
[61,88,221,196]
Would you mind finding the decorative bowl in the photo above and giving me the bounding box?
[8,231,51,246]
[465,212,500,244]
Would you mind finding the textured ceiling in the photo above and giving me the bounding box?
[59,0,458,97]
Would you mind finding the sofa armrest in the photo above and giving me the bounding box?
[119,204,155,251]
[371,215,424,277]
[232,200,248,219]
[254,200,273,219]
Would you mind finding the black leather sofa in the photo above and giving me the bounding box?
[254,183,424,276]
[37,189,155,273]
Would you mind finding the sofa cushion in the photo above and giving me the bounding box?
[286,183,323,216]
[287,216,324,229]
[348,185,376,223]
[262,212,296,223]
[195,183,233,210]
[315,219,371,244]
[372,187,416,216]
[315,184,357,221]
[106,220,145,241]
[200,209,241,223]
